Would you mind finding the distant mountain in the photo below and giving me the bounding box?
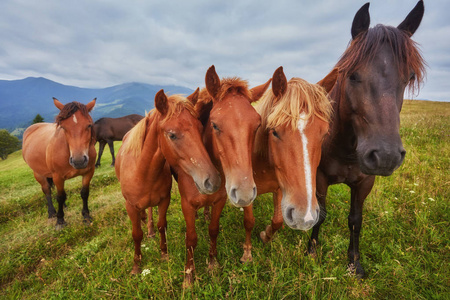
[0,77,193,133]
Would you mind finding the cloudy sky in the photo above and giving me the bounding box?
[0,0,448,101]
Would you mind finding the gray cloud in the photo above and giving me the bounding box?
[0,0,448,101]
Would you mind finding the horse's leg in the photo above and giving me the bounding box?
[208,198,227,270]
[260,191,284,243]
[181,199,197,288]
[240,204,255,263]
[157,197,170,260]
[125,201,143,274]
[95,141,106,168]
[80,171,94,224]
[308,170,329,256]
[107,140,115,167]
[147,207,156,238]
[348,175,375,278]
[53,176,67,230]
[34,173,56,218]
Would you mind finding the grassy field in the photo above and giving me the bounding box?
[0,100,448,299]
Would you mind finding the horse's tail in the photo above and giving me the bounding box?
[120,115,149,157]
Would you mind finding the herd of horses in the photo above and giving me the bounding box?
[21,1,426,287]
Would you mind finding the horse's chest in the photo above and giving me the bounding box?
[320,157,363,185]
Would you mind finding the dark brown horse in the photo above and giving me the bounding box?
[115,90,220,275]
[174,66,270,287]
[307,1,426,278]
[22,98,97,229]
[94,114,144,167]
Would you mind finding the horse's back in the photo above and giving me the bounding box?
[22,123,56,177]
[95,114,144,141]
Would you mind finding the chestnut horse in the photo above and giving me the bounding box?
[94,114,144,167]
[22,98,97,229]
[307,1,426,277]
[173,65,270,287]
[240,66,337,262]
[115,89,221,275]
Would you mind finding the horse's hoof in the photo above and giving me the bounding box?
[160,252,169,261]
[83,216,93,225]
[183,273,194,289]
[131,265,142,275]
[259,231,271,244]
[55,222,67,231]
[95,165,100,168]
[147,232,156,238]
[208,257,219,271]
[347,262,366,279]
[240,254,253,264]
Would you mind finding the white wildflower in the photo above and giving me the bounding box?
[142,269,151,276]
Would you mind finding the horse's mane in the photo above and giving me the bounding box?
[254,77,333,157]
[195,77,252,126]
[336,24,426,95]
[55,101,92,125]
[121,94,197,157]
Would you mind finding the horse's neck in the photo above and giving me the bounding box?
[139,117,166,174]
[252,129,278,194]
[325,83,358,162]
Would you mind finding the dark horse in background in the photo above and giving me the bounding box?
[308,1,426,278]
[94,114,143,167]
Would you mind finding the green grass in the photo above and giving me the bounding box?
[0,100,449,299]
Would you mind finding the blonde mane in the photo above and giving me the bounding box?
[254,77,333,156]
[121,94,197,157]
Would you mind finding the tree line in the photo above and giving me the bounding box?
[0,114,44,160]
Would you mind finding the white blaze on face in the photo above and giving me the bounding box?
[298,113,314,222]
[72,114,78,124]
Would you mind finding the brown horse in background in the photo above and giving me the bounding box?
[22,98,97,229]
[307,1,426,278]
[240,66,337,263]
[94,114,144,167]
[173,65,270,287]
[115,89,220,275]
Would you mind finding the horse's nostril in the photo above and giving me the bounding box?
[204,177,212,191]
[286,207,294,222]
[230,187,237,201]
[400,148,406,161]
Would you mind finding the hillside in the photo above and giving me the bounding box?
[0,77,193,132]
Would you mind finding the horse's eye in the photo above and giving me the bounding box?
[272,130,280,139]
[211,122,219,131]
[167,132,177,140]
[349,73,360,82]
[409,72,416,81]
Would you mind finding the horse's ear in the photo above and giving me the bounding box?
[205,65,221,101]
[53,97,65,110]
[272,66,287,99]
[155,89,169,116]
[397,0,424,37]
[351,2,370,39]
[86,98,96,112]
[187,88,200,106]
[250,78,272,103]
[317,68,339,93]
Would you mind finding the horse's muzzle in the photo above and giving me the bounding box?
[70,155,89,169]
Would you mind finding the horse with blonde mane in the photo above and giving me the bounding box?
[239,67,337,262]
[115,89,220,275]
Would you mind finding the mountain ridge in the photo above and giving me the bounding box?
[0,77,193,133]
